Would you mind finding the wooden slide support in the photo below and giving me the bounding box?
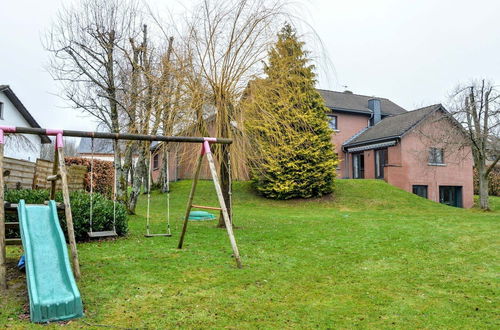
[178,140,242,269]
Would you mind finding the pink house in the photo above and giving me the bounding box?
[320,90,473,208]
[150,89,474,208]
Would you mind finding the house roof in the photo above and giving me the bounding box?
[317,89,407,116]
[0,85,51,143]
[343,104,442,148]
[78,137,114,154]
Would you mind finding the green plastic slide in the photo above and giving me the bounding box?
[17,200,83,323]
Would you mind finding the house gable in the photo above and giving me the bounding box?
[0,85,50,144]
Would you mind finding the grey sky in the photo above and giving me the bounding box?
[1,0,499,132]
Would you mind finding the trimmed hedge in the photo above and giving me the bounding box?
[65,157,114,197]
[5,189,127,242]
[474,167,500,196]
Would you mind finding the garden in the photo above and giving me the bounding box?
[1,179,498,328]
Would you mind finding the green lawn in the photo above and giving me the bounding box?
[1,180,499,328]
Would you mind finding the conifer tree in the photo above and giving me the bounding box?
[244,24,338,199]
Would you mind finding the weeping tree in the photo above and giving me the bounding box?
[182,0,289,226]
[243,24,338,199]
[449,79,500,210]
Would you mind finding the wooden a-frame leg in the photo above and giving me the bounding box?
[205,146,242,268]
[57,147,81,279]
[177,150,204,249]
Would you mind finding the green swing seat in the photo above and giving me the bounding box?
[189,211,216,221]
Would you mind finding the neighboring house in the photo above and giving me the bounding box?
[0,85,50,161]
[77,138,116,162]
[323,90,473,208]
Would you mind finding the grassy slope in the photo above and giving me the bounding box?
[1,180,498,329]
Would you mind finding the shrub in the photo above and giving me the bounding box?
[5,189,127,242]
[474,167,500,196]
[65,157,114,197]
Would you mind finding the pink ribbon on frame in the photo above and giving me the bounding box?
[201,137,217,155]
[0,126,16,145]
[46,129,64,148]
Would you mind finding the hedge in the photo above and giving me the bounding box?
[65,157,114,197]
[5,189,127,242]
[474,167,500,196]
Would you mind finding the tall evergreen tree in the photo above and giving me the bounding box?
[244,24,338,199]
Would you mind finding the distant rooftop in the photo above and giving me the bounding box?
[317,89,407,116]
[78,138,114,154]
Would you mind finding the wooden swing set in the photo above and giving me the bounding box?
[0,126,242,290]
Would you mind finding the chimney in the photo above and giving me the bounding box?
[368,98,381,125]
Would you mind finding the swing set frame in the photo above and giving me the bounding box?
[0,126,241,291]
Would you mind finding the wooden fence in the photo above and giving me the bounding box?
[4,157,87,191]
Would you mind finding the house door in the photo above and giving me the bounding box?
[439,186,463,208]
[352,153,364,179]
[375,148,388,179]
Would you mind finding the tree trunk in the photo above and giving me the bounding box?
[478,165,490,210]
[128,143,147,214]
[217,140,232,228]
[161,145,169,193]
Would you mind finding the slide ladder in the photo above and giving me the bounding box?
[17,200,83,323]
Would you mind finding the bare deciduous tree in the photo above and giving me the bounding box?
[40,138,79,161]
[45,0,142,204]
[449,79,500,210]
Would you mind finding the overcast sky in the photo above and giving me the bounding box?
[1,0,499,132]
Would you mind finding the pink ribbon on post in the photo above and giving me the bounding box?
[45,129,64,149]
[201,137,217,155]
[0,126,17,145]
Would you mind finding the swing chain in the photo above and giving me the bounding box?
[89,137,94,234]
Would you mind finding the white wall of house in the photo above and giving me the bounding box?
[0,92,42,162]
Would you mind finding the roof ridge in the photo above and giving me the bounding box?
[316,88,391,101]
[384,104,441,118]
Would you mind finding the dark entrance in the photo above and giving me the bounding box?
[439,186,463,208]
[352,152,364,179]
[374,148,388,179]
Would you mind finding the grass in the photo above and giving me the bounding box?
[1,179,499,328]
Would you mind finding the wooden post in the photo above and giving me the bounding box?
[0,143,6,290]
[56,144,81,279]
[50,148,59,200]
[177,150,204,249]
[204,142,242,268]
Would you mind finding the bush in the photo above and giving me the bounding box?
[5,189,128,242]
[474,167,500,196]
[65,157,114,197]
